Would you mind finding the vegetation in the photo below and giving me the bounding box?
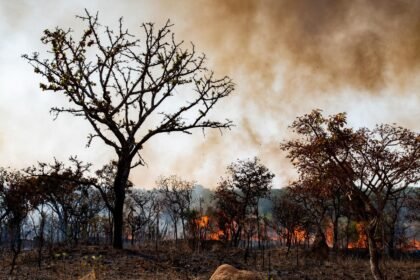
[23,10,234,249]
[0,10,417,280]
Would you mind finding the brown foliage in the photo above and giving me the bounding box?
[281,110,419,280]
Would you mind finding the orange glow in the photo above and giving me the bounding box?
[294,228,306,242]
[348,222,368,249]
[402,239,420,251]
[325,225,333,248]
[194,215,224,240]
[210,230,224,240]
[196,215,209,228]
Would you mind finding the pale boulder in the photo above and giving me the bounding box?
[78,270,96,280]
[209,264,261,280]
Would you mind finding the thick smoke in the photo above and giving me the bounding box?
[160,0,420,93]
[1,1,419,189]
[144,0,420,187]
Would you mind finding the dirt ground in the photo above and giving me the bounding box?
[0,245,419,279]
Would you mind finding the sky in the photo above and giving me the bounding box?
[0,0,419,189]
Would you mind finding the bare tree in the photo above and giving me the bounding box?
[24,11,234,248]
[125,189,157,245]
[382,188,415,258]
[157,175,194,244]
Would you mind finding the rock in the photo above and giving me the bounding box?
[209,264,262,280]
[78,270,96,280]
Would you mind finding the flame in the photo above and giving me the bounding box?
[209,230,224,240]
[402,239,420,251]
[294,228,306,242]
[325,225,334,248]
[194,215,224,240]
[348,222,368,249]
[196,215,209,228]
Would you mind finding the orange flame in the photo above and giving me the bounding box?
[326,225,334,248]
[348,222,368,249]
[209,230,224,240]
[402,239,420,251]
[294,228,306,242]
[194,215,224,240]
[195,215,209,228]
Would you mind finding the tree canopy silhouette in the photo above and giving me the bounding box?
[215,157,274,247]
[23,10,234,249]
[281,110,419,280]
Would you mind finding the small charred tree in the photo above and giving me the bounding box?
[24,11,234,249]
[405,187,420,223]
[26,158,93,244]
[287,173,345,251]
[157,175,194,243]
[382,188,415,258]
[215,157,274,247]
[125,189,157,245]
[68,186,104,245]
[272,191,306,255]
[0,169,41,274]
[29,204,47,268]
[214,178,241,243]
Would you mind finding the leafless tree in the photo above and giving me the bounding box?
[24,10,234,248]
[157,175,194,244]
[382,188,416,257]
[125,189,158,245]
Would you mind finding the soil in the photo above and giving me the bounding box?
[0,245,418,279]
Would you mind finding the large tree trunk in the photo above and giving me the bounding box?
[113,187,126,249]
[367,221,384,280]
[112,158,130,249]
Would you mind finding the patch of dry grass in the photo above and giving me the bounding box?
[0,245,418,279]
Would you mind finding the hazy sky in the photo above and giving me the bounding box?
[1,0,419,189]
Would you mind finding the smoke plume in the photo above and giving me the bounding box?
[2,1,419,188]
[140,0,420,187]
[159,0,420,93]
